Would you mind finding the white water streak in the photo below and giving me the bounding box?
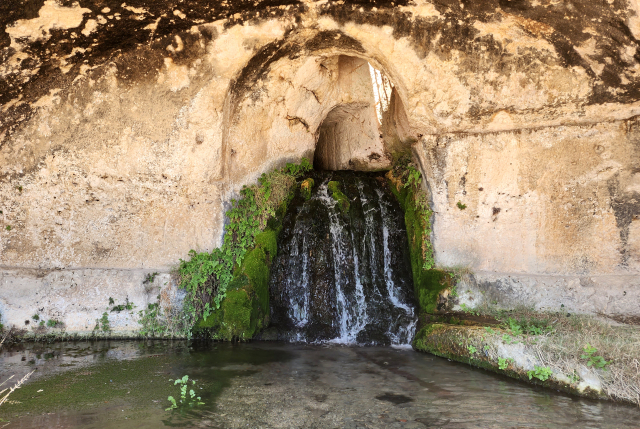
[376,188,412,315]
[318,181,368,344]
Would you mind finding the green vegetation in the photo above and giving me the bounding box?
[327,181,350,213]
[300,178,314,200]
[527,365,552,381]
[568,370,580,383]
[460,303,479,316]
[194,230,276,340]
[498,357,514,370]
[166,375,204,411]
[31,314,39,322]
[143,272,159,285]
[467,345,477,354]
[502,333,519,345]
[95,312,110,333]
[178,158,312,338]
[5,226,11,231]
[581,344,610,369]
[110,297,134,312]
[502,315,552,336]
[456,201,467,210]
[387,154,451,314]
[138,302,166,337]
[46,319,62,328]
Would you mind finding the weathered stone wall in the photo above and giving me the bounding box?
[1,0,639,334]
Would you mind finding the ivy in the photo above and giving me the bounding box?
[177,158,312,331]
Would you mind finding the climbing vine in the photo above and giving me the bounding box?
[177,158,312,329]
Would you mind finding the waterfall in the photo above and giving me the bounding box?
[270,171,417,346]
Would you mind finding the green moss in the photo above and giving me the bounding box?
[387,169,451,314]
[300,178,314,200]
[327,181,350,213]
[195,229,277,341]
[254,230,278,258]
[178,159,311,334]
[219,283,255,340]
[240,247,270,316]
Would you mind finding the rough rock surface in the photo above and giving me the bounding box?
[0,0,639,334]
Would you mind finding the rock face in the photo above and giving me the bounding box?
[0,0,639,334]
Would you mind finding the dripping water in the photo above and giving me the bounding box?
[269,171,417,346]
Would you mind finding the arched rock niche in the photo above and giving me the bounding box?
[226,53,411,181]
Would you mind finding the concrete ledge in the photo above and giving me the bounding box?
[0,268,177,336]
[454,271,640,322]
[413,323,610,403]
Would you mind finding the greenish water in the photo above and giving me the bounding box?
[1,341,639,428]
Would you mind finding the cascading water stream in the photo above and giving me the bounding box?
[270,171,417,346]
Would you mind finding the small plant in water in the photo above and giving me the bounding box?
[581,344,610,370]
[527,366,552,381]
[166,375,204,411]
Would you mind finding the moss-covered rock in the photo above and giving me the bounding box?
[194,229,277,341]
[300,178,315,200]
[327,180,350,213]
[386,169,452,314]
[413,322,610,402]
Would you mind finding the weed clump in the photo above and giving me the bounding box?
[46,319,62,328]
[143,272,159,285]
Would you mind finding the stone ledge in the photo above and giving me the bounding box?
[0,268,178,336]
